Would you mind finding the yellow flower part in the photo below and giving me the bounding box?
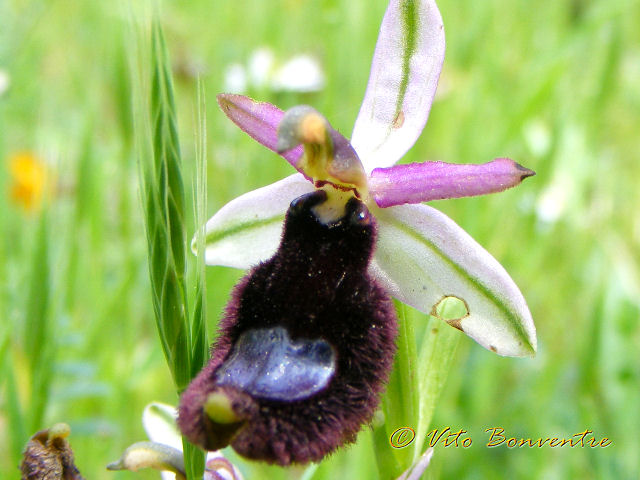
[8,151,48,211]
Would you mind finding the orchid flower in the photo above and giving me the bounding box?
[197,0,536,358]
[107,402,242,480]
[177,0,535,467]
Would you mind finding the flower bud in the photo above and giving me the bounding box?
[20,423,84,480]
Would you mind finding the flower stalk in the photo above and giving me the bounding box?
[374,301,462,479]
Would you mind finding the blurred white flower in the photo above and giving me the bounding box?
[523,120,551,158]
[247,47,275,88]
[223,47,324,94]
[271,55,325,92]
[0,69,10,96]
[223,63,248,93]
[535,125,589,227]
[536,179,568,224]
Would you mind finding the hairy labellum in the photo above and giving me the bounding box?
[178,190,398,465]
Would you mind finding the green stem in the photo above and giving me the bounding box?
[374,302,462,480]
[374,303,418,479]
[182,438,205,480]
[373,422,402,480]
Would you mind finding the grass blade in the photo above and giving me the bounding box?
[24,211,53,434]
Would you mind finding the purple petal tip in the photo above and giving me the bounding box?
[514,162,536,179]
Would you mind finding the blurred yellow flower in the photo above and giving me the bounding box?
[8,151,49,211]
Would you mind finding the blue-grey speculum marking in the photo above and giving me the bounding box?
[216,326,336,401]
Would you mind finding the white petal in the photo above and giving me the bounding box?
[371,204,536,356]
[351,0,445,172]
[142,402,182,450]
[106,442,184,480]
[198,174,313,268]
[142,403,185,480]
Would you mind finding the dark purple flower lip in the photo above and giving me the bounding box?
[179,192,398,465]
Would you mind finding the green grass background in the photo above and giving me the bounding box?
[1,0,638,478]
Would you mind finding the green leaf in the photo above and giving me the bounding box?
[413,308,461,462]
[380,302,419,474]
